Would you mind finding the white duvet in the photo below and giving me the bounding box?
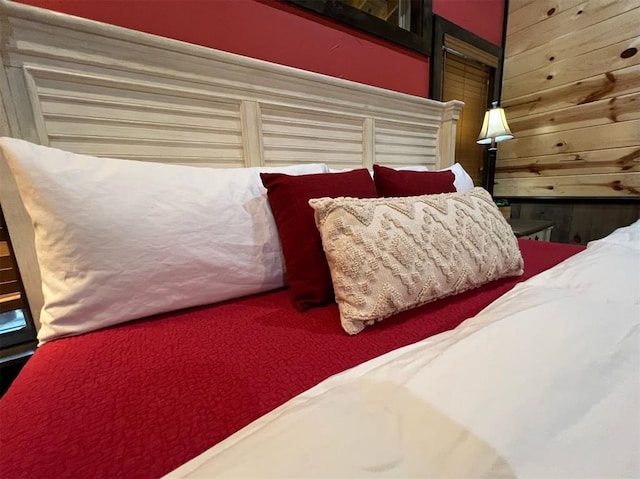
[168,221,640,478]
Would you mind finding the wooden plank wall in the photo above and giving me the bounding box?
[495,0,640,198]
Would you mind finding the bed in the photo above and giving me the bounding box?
[0,2,638,478]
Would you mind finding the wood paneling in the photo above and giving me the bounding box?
[497,147,640,178]
[497,2,640,198]
[499,120,640,159]
[506,0,584,36]
[503,64,640,119]
[505,8,640,77]
[506,0,638,58]
[507,0,536,15]
[509,93,640,137]
[503,37,640,100]
[495,172,640,197]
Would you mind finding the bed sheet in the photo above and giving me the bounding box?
[0,240,583,478]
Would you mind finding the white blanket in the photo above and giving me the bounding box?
[168,221,640,478]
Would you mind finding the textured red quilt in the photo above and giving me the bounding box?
[0,240,584,478]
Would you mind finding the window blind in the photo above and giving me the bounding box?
[0,225,23,315]
[442,52,491,185]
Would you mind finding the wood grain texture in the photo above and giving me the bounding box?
[506,6,639,76]
[499,0,640,198]
[503,36,640,100]
[506,0,584,36]
[496,147,640,178]
[506,0,537,15]
[509,92,640,137]
[495,172,640,197]
[499,119,640,160]
[503,65,640,119]
[506,0,637,58]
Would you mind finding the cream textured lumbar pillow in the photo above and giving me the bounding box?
[309,187,523,334]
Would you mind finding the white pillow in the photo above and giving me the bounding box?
[0,137,328,343]
[395,165,430,172]
[442,163,474,192]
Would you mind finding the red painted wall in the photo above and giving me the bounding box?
[433,0,504,46]
[14,0,504,97]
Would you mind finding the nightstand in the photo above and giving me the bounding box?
[508,219,554,241]
[0,341,35,397]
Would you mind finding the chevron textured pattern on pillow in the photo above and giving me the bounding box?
[309,187,523,334]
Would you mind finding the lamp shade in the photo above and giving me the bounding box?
[477,102,513,145]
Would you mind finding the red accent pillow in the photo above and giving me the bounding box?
[261,169,378,311]
[373,164,456,196]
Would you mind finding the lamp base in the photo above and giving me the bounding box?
[482,147,497,195]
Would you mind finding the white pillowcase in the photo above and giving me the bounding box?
[0,137,328,343]
[441,163,474,192]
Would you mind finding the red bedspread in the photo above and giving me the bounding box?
[0,240,584,478]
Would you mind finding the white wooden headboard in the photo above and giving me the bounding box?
[0,0,463,329]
